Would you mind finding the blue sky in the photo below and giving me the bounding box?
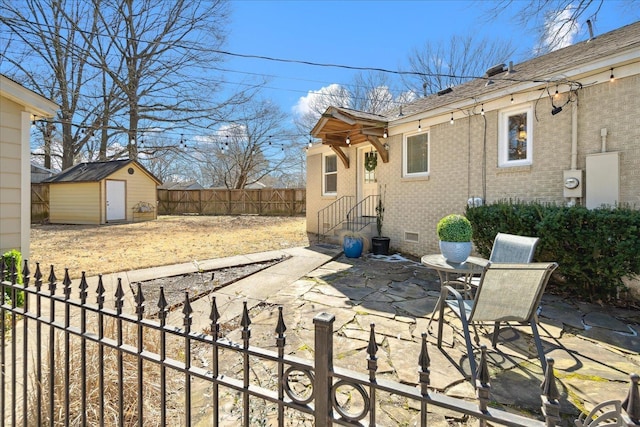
[222,0,638,121]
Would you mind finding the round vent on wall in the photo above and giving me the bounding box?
[128,168,134,175]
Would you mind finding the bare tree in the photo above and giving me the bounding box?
[1,0,251,169]
[1,0,104,169]
[85,0,240,160]
[403,35,517,96]
[484,1,637,54]
[197,99,297,189]
[350,71,396,114]
[293,71,412,138]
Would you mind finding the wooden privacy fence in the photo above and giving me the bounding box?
[31,183,49,223]
[157,188,306,216]
[30,185,306,222]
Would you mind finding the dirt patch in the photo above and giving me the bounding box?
[30,215,309,279]
[136,257,286,315]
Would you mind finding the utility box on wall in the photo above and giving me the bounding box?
[563,170,583,198]
[586,152,620,209]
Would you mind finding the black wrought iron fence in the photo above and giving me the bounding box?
[2,261,639,426]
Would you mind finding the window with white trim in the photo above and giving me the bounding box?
[323,153,337,195]
[499,106,533,167]
[403,131,429,177]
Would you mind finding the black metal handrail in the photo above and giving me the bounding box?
[316,196,354,242]
[345,194,379,232]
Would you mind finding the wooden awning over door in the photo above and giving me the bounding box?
[310,106,389,168]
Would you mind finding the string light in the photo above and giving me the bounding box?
[480,104,485,116]
[510,94,514,104]
[450,112,454,125]
[554,86,559,97]
[418,119,421,130]
[383,128,388,138]
[346,133,351,145]
[610,68,615,82]
[180,133,185,147]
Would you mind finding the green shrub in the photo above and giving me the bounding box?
[2,249,25,307]
[466,201,640,301]
[437,214,473,242]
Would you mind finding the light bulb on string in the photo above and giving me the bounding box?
[346,134,350,145]
[510,94,514,104]
[480,104,485,116]
[610,68,615,82]
[450,112,454,125]
[383,128,388,138]
[418,119,421,130]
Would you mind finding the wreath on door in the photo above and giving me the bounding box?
[364,151,378,172]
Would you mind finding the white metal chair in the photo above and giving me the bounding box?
[437,262,558,383]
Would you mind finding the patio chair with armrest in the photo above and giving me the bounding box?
[437,262,558,383]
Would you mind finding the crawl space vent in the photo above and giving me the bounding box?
[404,231,419,243]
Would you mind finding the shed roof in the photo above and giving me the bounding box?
[44,159,161,184]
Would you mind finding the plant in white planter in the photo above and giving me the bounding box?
[436,214,472,263]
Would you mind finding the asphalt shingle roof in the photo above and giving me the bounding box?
[384,20,640,121]
[44,159,143,183]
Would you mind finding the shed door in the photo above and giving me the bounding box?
[106,180,126,221]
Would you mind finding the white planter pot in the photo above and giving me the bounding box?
[439,241,472,263]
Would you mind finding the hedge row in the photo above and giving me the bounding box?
[2,249,24,307]
[465,202,640,301]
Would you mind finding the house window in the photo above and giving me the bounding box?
[323,153,337,196]
[403,131,429,177]
[499,106,532,167]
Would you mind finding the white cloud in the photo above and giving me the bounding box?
[293,84,351,117]
[538,6,580,53]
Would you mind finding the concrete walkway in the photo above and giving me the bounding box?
[103,244,639,423]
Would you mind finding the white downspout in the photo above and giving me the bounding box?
[571,98,578,170]
[570,98,579,205]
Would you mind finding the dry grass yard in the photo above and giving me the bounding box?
[30,215,309,278]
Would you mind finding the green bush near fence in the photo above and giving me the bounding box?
[466,201,640,301]
[2,249,25,307]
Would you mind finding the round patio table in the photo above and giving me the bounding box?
[421,254,488,329]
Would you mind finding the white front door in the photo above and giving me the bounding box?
[357,146,378,216]
[106,180,126,221]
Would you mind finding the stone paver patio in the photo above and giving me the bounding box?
[206,247,639,424]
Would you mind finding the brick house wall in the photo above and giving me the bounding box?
[307,71,640,258]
